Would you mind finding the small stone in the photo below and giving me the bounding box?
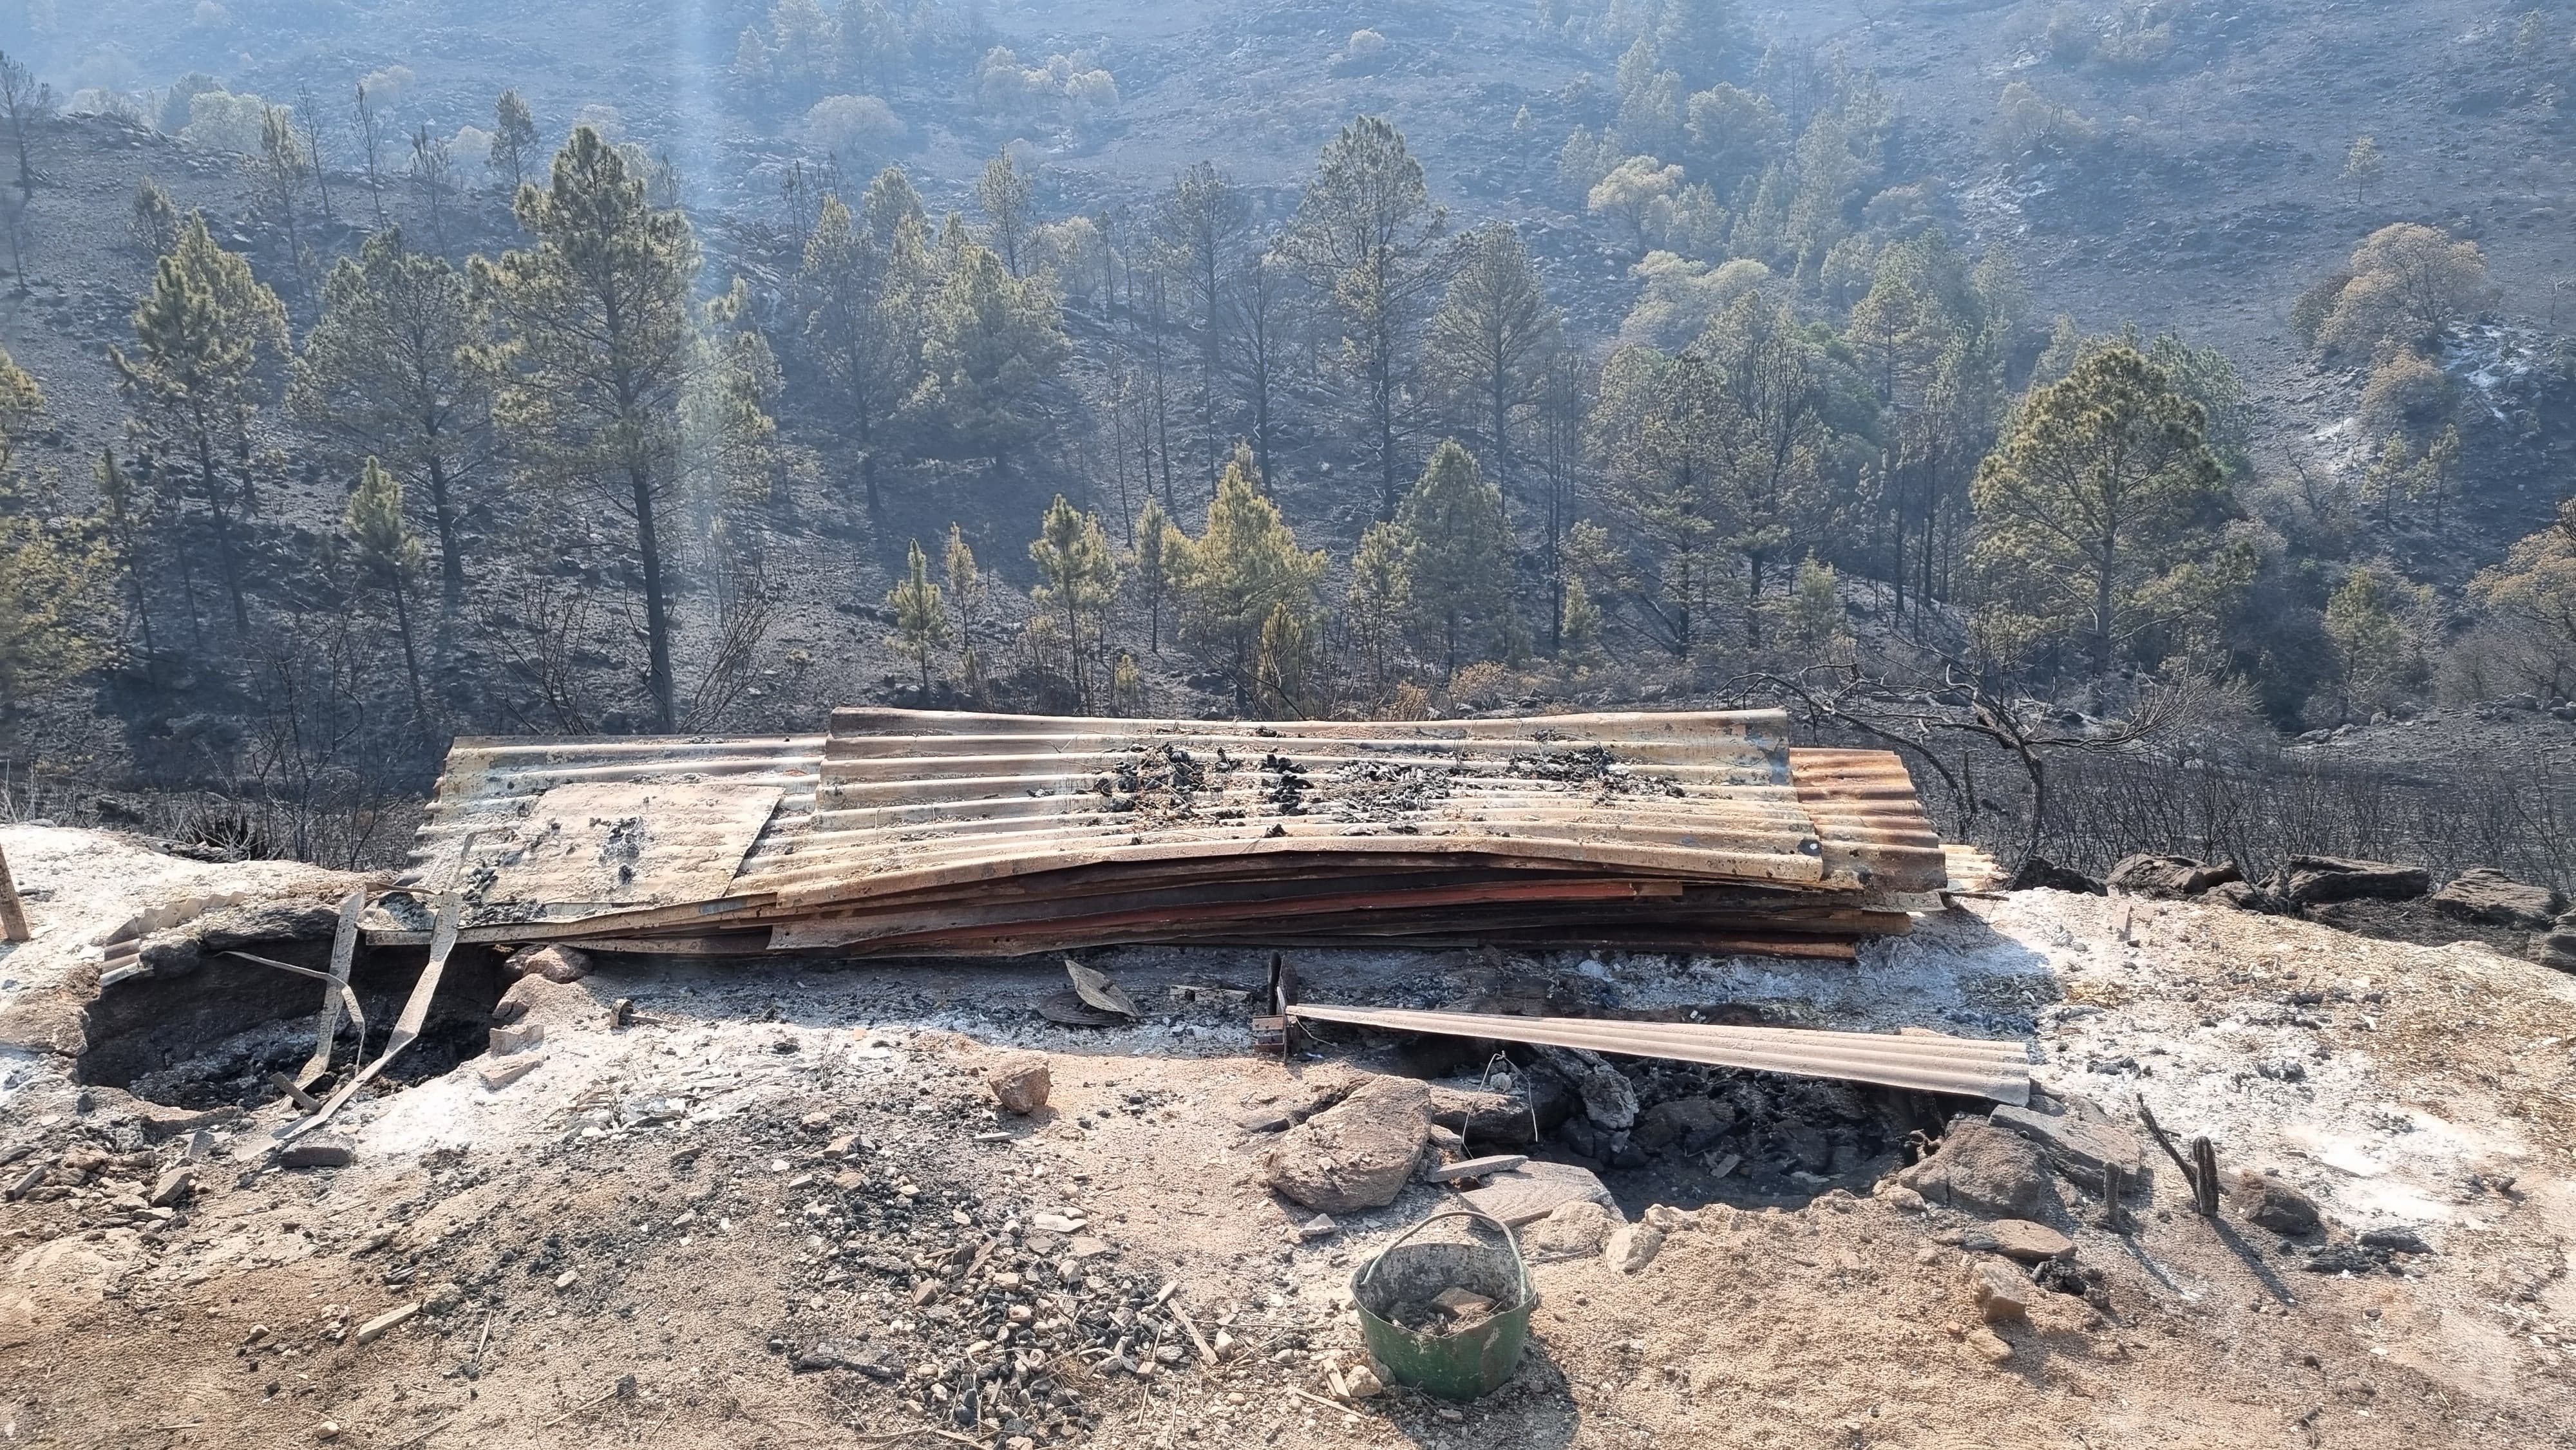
[1964,1326,2014,1363]
[278,1140,355,1170]
[148,1167,194,1208]
[2359,1226,2432,1255]
[1291,1213,1338,1242]
[1431,1288,1493,1318]
[1877,1183,1926,1213]
[1969,1261,2031,1324]
[2231,1172,2323,1236]
[800,1111,833,1134]
[479,1057,541,1091]
[1604,1222,1666,1274]
[983,1053,1052,1115]
[554,1269,580,1292]
[1960,1219,2076,1264]
[1343,1363,1384,1398]
[355,1303,420,1344]
[489,1022,544,1055]
[315,1421,341,1442]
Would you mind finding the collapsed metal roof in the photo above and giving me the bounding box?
[381,708,1975,956]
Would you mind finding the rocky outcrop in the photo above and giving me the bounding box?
[2429,869,2564,930]
[2107,855,2242,898]
[2277,856,2429,907]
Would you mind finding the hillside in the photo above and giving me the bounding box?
[0,0,2569,876]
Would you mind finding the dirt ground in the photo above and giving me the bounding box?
[1,824,2573,1449]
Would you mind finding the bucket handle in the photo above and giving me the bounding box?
[1357,1208,1533,1312]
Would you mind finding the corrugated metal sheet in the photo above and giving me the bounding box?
[728,708,1947,907]
[1284,1003,2031,1104]
[386,710,1965,954]
[399,734,822,928]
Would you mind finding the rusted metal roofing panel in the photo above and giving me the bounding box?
[386,710,1960,950]
[397,734,822,928]
[720,708,1951,906]
[1284,1003,2031,1105]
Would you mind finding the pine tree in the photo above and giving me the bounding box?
[978,149,1035,274]
[1254,601,1312,717]
[902,239,1067,466]
[1028,494,1119,708]
[1426,221,1560,511]
[1395,439,1514,676]
[250,106,316,304]
[109,212,289,632]
[799,178,927,516]
[885,538,951,692]
[491,89,540,193]
[0,348,90,699]
[1968,346,2231,676]
[2342,136,2382,207]
[1345,518,1412,701]
[94,448,156,663]
[1151,161,1249,478]
[343,457,431,735]
[2322,563,2427,721]
[290,227,492,607]
[1281,116,1447,517]
[128,178,181,259]
[474,127,763,730]
[942,522,989,694]
[1131,498,1180,654]
[1172,445,1327,706]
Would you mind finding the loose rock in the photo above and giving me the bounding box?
[1532,1046,1638,1130]
[1524,1199,1616,1258]
[2430,869,2564,929]
[147,1166,194,1207]
[1262,1075,1429,1214]
[279,1139,355,1169]
[2231,1172,2323,1236]
[1969,1260,2031,1324]
[1604,1221,1665,1274]
[509,945,593,983]
[2277,856,2430,907]
[1961,1219,2076,1263]
[2107,855,2242,898]
[1964,1326,2014,1363]
[983,1053,1052,1115]
[1895,1118,2053,1218]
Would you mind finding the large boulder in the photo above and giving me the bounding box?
[2429,869,2564,930]
[1262,1075,1429,1214]
[2537,914,2576,973]
[1894,1117,2053,1218]
[2107,855,2242,899]
[2277,856,2429,908]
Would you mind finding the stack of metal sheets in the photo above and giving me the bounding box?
[375,708,1985,958]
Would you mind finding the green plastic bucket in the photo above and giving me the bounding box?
[1351,1209,1537,1401]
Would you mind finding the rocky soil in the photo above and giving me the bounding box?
[2,824,2574,1448]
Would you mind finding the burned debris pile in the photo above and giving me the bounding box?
[374,708,1994,959]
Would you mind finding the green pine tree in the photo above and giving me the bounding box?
[1028,494,1119,708]
[1173,445,1327,706]
[109,211,288,632]
[901,239,1067,467]
[473,127,768,730]
[1131,498,1180,655]
[885,538,951,693]
[290,227,490,607]
[343,456,431,735]
[1968,346,2231,675]
[1395,439,1514,676]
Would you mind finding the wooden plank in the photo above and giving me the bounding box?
[284,889,461,1145]
[0,843,27,944]
[295,887,368,1089]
